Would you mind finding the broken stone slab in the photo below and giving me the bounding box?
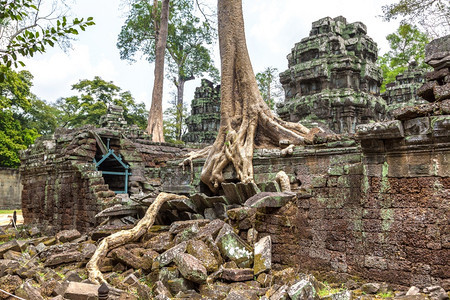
[123,273,139,286]
[213,202,228,219]
[406,286,420,296]
[155,241,187,267]
[244,192,296,208]
[3,250,22,261]
[167,198,200,213]
[221,268,254,282]
[166,277,195,295]
[268,284,289,300]
[187,239,219,272]
[56,230,81,243]
[254,236,272,275]
[174,253,207,284]
[216,228,254,268]
[190,193,229,209]
[22,281,44,300]
[361,282,381,294]
[173,224,200,244]
[392,103,438,121]
[154,280,172,298]
[0,240,21,258]
[237,182,261,203]
[287,279,318,300]
[434,83,450,101]
[64,282,99,300]
[227,207,257,221]
[321,290,352,300]
[222,183,244,204]
[158,267,180,286]
[144,231,173,252]
[114,247,156,271]
[195,219,226,241]
[169,219,210,235]
[45,251,83,267]
[95,204,141,219]
[356,120,404,140]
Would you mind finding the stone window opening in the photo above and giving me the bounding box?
[94,138,131,194]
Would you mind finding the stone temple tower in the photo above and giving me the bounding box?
[276,16,387,134]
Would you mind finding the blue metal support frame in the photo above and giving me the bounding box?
[94,139,131,194]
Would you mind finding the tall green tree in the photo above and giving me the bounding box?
[378,23,430,92]
[0,66,52,167]
[255,67,283,111]
[0,0,95,80]
[55,76,147,129]
[117,0,218,141]
[382,0,450,38]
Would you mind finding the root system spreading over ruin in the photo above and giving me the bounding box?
[194,0,315,192]
[87,192,187,284]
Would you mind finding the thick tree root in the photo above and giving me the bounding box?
[276,171,291,192]
[87,192,187,284]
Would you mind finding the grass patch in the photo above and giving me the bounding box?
[317,282,344,298]
[0,210,22,214]
[377,291,394,298]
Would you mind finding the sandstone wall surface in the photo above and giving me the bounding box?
[0,168,21,210]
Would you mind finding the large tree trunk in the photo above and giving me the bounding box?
[175,78,185,141]
[199,0,314,192]
[146,0,170,143]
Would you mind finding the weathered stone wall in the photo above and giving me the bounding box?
[162,113,449,288]
[20,107,188,233]
[0,168,21,210]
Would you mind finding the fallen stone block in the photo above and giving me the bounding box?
[169,219,210,235]
[45,251,83,267]
[64,282,100,300]
[216,229,253,268]
[56,229,81,243]
[356,120,404,140]
[0,240,21,258]
[434,83,450,101]
[174,253,207,284]
[221,268,254,282]
[287,279,318,300]
[155,241,187,267]
[187,239,219,272]
[321,290,352,300]
[244,192,296,208]
[195,219,226,240]
[361,282,381,294]
[254,236,272,275]
[166,277,195,295]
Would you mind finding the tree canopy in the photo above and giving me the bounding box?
[117,0,218,141]
[382,0,450,38]
[55,76,147,129]
[0,66,57,167]
[0,0,95,80]
[378,23,430,92]
[255,67,283,111]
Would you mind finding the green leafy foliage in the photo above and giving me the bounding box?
[0,0,95,80]
[54,76,147,129]
[163,97,189,144]
[117,0,218,137]
[255,67,283,111]
[381,0,449,38]
[0,66,47,167]
[378,24,430,93]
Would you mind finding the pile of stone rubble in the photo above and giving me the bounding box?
[1,207,449,300]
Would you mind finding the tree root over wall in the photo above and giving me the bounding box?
[87,192,187,284]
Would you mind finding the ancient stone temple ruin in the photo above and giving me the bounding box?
[183,79,221,144]
[382,62,427,115]
[277,16,386,134]
[14,34,450,294]
[20,106,188,232]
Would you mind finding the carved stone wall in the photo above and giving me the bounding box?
[20,107,187,233]
[276,16,386,134]
[0,168,21,210]
[184,79,221,144]
[382,62,427,115]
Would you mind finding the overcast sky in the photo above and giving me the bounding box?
[23,0,398,111]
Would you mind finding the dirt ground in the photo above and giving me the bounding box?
[0,212,24,226]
